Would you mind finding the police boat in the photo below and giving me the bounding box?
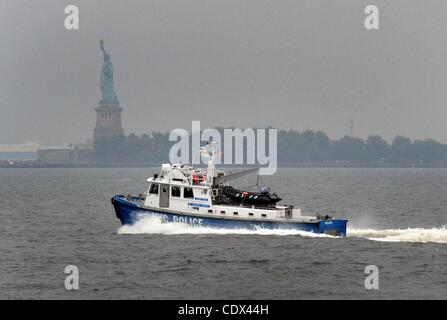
[111,142,348,236]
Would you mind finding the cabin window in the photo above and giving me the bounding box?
[261,214,267,218]
[233,212,238,216]
[183,187,194,199]
[149,184,159,195]
[208,209,213,213]
[171,186,181,197]
[248,213,254,216]
[220,211,225,214]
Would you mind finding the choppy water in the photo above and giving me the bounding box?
[1,167,446,299]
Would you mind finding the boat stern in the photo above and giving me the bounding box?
[319,219,348,237]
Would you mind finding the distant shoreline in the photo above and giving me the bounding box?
[2,161,447,169]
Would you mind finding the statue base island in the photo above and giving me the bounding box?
[37,40,125,164]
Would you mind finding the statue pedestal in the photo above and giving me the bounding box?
[93,100,124,145]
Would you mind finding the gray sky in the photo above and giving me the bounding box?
[1,0,447,146]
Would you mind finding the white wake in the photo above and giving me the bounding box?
[117,216,334,238]
[117,216,447,244]
[348,226,447,243]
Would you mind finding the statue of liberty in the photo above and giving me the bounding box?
[99,40,118,103]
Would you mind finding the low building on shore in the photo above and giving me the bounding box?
[36,145,96,164]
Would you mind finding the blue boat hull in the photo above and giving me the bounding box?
[111,195,347,237]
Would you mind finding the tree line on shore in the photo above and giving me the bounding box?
[95,129,447,165]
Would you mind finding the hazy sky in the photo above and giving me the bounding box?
[1,0,447,146]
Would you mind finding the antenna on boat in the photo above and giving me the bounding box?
[205,140,218,185]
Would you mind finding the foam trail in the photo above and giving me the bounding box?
[118,216,335,238]
[348,226,447,243]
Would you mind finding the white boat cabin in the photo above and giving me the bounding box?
[143,163,317,223]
